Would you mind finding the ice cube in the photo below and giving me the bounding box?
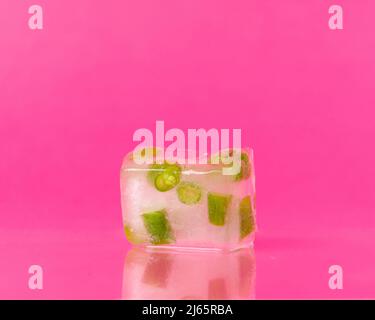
[120,148,256,251]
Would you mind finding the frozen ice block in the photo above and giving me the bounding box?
[120,148,256,251]
[122,248,256,300]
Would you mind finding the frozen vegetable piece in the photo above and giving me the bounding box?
[207,192,232,226]
[142,210,174,244]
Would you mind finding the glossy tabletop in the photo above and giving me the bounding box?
[1,225,374,300]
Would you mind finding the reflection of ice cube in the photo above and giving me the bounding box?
[122,248,256,300]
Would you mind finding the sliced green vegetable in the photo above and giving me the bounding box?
[209,150,251,181]
[207,192,232,226]
[142,210,174,244]
[234,152,251,181]
[239,196,255,239]
[148,163,181,192]
[155,172,178,192]
[140,147,160,158]
[147,163,165,184]
[177,182,202,205]
[132,147,160,162]
[124,225,144,244]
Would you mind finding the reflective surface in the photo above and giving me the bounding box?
[122,248,255,300]
[0,227,374,299]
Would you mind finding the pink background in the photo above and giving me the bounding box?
[1,1,374,299]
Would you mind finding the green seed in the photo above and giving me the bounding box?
[239,196,255,239]
[177,182,202,205]
[142,210,174,245]
[207,192,232,226]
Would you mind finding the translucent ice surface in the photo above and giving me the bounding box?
[120,148,256,251]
